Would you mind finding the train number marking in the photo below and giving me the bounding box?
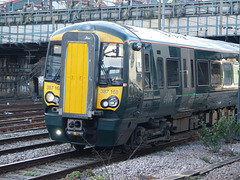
[100,89,119,95]
[46,85,60,91]
[110,90,119,95]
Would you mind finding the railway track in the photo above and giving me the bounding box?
[0,110,45,133]
[0,132,59,156]
[0,109,44,119]
[0,132,49,144]
[0,122,46,133]
[0,115,44,127]
[0,134,199,180]
[0,98,42,106]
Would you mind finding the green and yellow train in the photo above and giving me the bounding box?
[43,21,239,150]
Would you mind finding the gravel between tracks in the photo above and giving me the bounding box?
[1,128,240,179]
[0,144,74,165]
[93,141,240,180]
[0,129,75,165]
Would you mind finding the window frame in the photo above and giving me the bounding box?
[197,60,210,87]
[156,57,164,88]
[211,61,222,87]
[166,58,180,88]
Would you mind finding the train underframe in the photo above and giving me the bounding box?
[64,105,237,152]
[122,106,237,151]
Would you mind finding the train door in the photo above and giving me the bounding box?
[59,32,100,119]
[179,48,195,111]
[142,44,154,117]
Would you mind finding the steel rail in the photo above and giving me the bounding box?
[0,114,44,122]
[0,111,44,119]
[0,106,43,113]
[0,122,46,133]
[0,133,49,145]
[0,127,46,134]
[0,141,62,156]
[0,151,79,174]
[3,136,199,180]
[0,117,45,127]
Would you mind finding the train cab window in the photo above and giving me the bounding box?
[211,62,221,87]
[167,58,179,87]
[223,63,233,86]
[100,43,123,86]
[197,61,209,86]
[156,57,164,88]
[45,44,62,82]
[144,54,151,88]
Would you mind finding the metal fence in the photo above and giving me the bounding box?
[1,0,240,44]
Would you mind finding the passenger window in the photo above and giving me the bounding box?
[191,59,194,88]
[144,54,151,88]
[156,57,164,88]
[223,63,233,86]
[183,58,187,88]
[197,61,209,86]
[233,64,239,86]
[211,62,221,87]
[167,58,179,87]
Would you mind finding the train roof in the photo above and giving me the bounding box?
[51,21,239,54]
[123,25,240,54]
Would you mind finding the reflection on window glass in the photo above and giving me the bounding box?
[233,64,239,86]
[53,45,61,54]
[167,59,179,87]
[157,57,164,88]
[223,63,233,86]
[100,43,123,85]
[211,62,221,87]
[198,61,209,86]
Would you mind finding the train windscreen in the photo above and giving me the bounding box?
[99,43,123,86]
[45,44,62,82]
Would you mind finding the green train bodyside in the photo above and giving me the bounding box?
[43,21,239,147]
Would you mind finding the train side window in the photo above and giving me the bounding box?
[183,58,187,88]
[190,59,194,88]
[156,57,164,88]
[233,64,239,86]
[197,60,209,86]
[167,58,179,87]
[223,63,233,86]
[211,62,221,87]
[144,54,151,88]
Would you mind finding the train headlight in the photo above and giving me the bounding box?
[101,100,109,108]
[56,129,62,136]
[101,96,119,108]
[45,91,59,105]
[108,96,119,108]
[46,92,55,102]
